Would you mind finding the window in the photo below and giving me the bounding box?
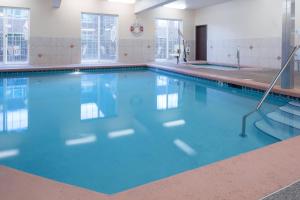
[155,19,182,60]
[81,13,118,62]
[0,7,30,64]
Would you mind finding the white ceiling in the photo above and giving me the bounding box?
[166,0,232,9]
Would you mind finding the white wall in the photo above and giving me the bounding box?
[195,0,300,69]
[0,0,195,65]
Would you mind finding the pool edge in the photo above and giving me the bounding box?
[1,136,300,200]
[0,63,298,99]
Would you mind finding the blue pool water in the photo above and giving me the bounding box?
[0,68,290,194]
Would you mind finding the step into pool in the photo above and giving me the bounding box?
[0,67,298,194]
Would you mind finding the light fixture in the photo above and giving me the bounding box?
[164,1,187,9]
[108,0,136,4]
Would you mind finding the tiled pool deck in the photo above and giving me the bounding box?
[1,62,300,200]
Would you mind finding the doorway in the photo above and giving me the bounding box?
[196,25,207,61]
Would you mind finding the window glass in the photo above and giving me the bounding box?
[155,19,182,60]
[81,13,118,62]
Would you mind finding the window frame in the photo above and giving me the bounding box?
[0,6,30,65]
[155,18,183,61]
[81,12,119,63]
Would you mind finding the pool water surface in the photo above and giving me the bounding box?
[0,68,289,194]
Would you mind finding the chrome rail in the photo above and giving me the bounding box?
[237,47,241,70]
[240,45,300,137]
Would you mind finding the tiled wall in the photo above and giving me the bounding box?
[207,37,282,69]
[30,37,196,66]
[30,37,81,66]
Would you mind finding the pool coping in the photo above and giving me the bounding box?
[1,63,300,199]
[2,136,300,200]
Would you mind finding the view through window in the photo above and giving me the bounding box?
[155,19,182,60]
[0,7,30,64]
[81,13,118,62]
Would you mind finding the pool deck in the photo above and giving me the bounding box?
[1,62,300,200]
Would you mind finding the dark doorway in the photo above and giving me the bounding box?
[196,25,207,61]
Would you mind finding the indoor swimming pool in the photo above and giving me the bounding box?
[0,67,298,194]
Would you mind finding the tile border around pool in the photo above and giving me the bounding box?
[0,63,299,100]
[147,63,300,99]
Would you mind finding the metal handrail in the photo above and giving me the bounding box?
[237,47,241,70]
[240,45,300,137]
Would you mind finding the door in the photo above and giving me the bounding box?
[0,7,29,64]
[196,25,207,61]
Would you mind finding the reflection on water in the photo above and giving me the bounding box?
[65,134,97,146]
[156,75,184,110]
[0,78,28,132]
[0,70,283,194]
[80,74,118,120]
[0,149,19,159]
[173,139,197,156]
[163,119,186,128]
[108,128,135,139]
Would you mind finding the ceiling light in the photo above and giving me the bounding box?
[108,0,136,4]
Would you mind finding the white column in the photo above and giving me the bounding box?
[281,0,295,89]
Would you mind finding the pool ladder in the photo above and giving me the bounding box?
[240,45,300,137]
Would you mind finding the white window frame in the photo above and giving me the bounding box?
[81,13,118,63]
[0,7,30,65]
[155,18,183,61]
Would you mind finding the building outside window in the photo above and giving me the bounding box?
[81,13,118,63]
[155,19,183,60]
[0,7,30,64]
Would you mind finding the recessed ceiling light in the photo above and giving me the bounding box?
[108,0,136,4]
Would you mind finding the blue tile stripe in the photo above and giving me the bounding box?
[0,65,298,102]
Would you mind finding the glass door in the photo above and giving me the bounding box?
[0,7,29,65]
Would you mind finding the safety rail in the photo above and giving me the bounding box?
[240,45,300,137]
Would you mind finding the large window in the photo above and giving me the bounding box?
[0,7,30,64]
[155,19,182,60]
[81,13,118,63]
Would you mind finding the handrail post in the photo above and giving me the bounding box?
[237,47,240,70]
